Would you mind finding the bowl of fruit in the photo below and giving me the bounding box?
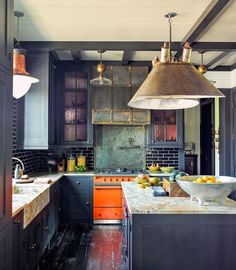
[176,175,236,205]
[147,163,160,172]
[134,174,160,189]
[160,166,175,173]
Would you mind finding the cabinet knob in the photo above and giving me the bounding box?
[76,181,80,185]
[13,220,21,224]
[43,225,49,231]
[29,243,36,250]
[86,201,89,205]
[58,208,62,212]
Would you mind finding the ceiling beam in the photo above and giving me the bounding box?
[71,50,81,62]
[207,51,231,69]
[21,41,179,51]
[122,50,131,65]
[21,41,236,52]
[176,0,232,57]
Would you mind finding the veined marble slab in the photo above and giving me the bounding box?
[121,182,236,215]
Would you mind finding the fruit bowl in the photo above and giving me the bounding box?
[160,167,175,173]
[176,176,236,205]
[147,165,160,172]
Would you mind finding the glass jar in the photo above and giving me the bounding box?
[67,155,76,172]
[77,154,86,167]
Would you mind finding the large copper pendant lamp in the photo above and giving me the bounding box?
[128,12,224,110]
[13,11,39,99]
[90,50,112,86]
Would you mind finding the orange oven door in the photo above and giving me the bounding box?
[93,186,122,220]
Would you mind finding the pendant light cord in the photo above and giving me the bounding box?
[14,11,24,48]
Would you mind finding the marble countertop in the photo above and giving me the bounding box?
[121,182,236,215]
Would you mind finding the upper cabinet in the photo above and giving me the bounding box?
[147,109,183,147]
[17,52,57,149]
[0,0,13,72]
[56,63,93,146]
[92,66,151,125]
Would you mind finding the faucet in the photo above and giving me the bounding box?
[12,157,25,173]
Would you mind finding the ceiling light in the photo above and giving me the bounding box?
[128,12,224,110]
[13,11,39,99]
[198,51,216,84]
[90,50,112,86]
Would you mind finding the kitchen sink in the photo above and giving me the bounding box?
[12,184,50,228]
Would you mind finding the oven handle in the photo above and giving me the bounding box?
[94,186,122,190]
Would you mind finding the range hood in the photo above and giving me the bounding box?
[92,65,151,125]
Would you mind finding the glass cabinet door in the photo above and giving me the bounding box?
[62,70,91,144]
[150,110,183,147]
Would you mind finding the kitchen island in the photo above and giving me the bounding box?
[122,182,236,270]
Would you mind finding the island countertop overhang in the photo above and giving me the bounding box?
[121,182,236,215]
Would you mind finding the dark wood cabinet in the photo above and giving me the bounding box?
[62,176,93,224]
[0,0,13,72]
[185,154,198,175]
[92,66,150,125]
[12,211,23,270]
[50,181,61,237]
[148,109,183,147]
[57,63,93,146]
[0,1,13,269]
[17,52,57,149]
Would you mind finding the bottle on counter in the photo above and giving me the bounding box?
[67,155,76,172]
[14,164,21,179]
[77,153,86,167]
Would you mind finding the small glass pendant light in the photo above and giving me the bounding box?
[90,50,112,86]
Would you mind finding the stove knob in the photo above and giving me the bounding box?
[110,178,113,182]
[104,179,107,182]
[116,179,119,182]
[121,178,124,182]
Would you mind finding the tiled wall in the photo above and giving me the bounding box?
[145,147,179,168]
[12,99,94,175]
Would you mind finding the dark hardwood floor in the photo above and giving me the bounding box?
[39,225,125,270]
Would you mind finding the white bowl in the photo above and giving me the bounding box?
[176,176,236,206]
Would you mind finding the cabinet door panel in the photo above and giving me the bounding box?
[0,71,12,221]
[0,0,12,71]
[0,225,11,270]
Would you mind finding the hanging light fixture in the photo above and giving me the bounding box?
[90,50,112,86]
[13,11,39,99]
[198,51,216,84]
[128,12,224,110]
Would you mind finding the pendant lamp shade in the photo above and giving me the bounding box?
[90,50,112,86]
[13,48,39,99]
[128,12,224,110]
[128,62,224,110]
[13,11,39,99]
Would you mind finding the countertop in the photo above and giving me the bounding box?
[121,182,236,215]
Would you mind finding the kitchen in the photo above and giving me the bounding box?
[1,0,236,269]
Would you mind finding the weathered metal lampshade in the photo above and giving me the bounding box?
[128,12,224,110]
[128,62,224,110]
[13,48,39,99]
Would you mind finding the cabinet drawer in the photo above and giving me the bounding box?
[94,186,122,207]
[63,176,91,188]
[94,208,122,220]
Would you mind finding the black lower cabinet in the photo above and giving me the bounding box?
[62,176,93,224]
[0,224,12,270]
[12,211,24,270]
[12,181,62,270]
[122,202,236,270]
